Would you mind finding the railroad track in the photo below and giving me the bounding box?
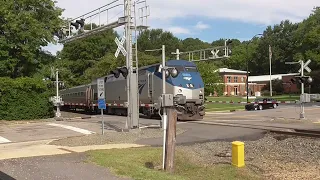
[186,120,320,138]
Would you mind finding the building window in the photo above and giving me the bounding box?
[241,77,244,82]
[227,76,231,83]
[234,77,238,83]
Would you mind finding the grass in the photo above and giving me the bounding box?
[87,147,261,180]
[205,103,244,112]
[206,95,300,102]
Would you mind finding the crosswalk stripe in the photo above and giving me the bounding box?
[47,123,95,135]
[0,136,11,144]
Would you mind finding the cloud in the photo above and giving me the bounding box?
[166,26,191,35]
[42,43,63,55]
[194,21,210,30]
[55,0,318,28]
[147,0,318,25]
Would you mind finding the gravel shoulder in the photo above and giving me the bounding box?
[178,133,320,180]
[49,128,186,147]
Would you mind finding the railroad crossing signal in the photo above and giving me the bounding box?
[114,35,127,58]
[299,59,312,73]
[211,49,220,59]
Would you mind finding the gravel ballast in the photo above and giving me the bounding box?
[50,128,186,147]
[178,133,320,180]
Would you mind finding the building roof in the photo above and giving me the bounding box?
[248,73,299,82]
[217,68,248,74]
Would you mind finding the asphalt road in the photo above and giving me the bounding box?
[0,103,319,144]
[0,104,319,180]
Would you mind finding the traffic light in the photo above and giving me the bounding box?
[70,18,85,30]
[54,26,73,40]
[110,69,120,78]
[118,67,128,78]
[224,39,233,57]
[226,39,233,45]
[293,76,313,84]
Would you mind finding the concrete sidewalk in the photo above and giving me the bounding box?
[0,139,145,160]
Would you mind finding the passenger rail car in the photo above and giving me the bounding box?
[59,60,206,120]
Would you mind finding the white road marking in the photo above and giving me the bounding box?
[212,119,266,122]
[206,112,235,115]
[139,124,161,129]
[47,123,95,135]
[0,136,11,144]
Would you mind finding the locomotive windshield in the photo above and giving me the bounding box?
[170,65,184,72]
[185,67,198,72]
[168,65,198,72]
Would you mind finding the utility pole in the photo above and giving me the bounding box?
[55,69,61,118]
[165,107,177,173]
[269,45,272,96]
[246,34,263,102]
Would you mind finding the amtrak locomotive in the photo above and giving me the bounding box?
[60,60,205,120]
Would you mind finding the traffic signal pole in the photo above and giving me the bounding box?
[300,60,305,119]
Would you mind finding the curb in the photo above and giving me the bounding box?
[60,116,93,121]
[205,100,298,104]
[206,109,245,113]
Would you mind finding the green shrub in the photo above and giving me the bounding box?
[0,77,54,120]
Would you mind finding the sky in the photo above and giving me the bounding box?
[43,0,319,55]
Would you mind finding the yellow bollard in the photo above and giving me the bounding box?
[231,141,245,167]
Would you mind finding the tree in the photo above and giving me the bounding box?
[262,79,284,95]
[196,61,223,96]
[293,7,320,71]
[137,29,181,58]
[0,0,63,78]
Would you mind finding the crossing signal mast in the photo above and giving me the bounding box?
[286,59,313,119]
[171,39,233,61]
[55,0,150,130]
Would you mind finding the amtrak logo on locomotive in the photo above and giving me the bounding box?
[138,83,146,94]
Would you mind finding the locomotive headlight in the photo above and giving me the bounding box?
[178,89,182,93]
[200,90,203,94]
[170,68,178,78]
[165,70,170,78]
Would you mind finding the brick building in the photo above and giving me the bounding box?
[214,68,300,96]
[216,68,248,96]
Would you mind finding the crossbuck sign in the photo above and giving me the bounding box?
[114,35,127,58]
[299,59,312,73]
[211,49,220,58]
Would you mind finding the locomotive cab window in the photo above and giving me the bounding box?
[170,65,184,72]
[185,66,198,72]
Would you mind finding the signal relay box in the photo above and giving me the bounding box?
[300,93,311,103]
[161,94,174,107]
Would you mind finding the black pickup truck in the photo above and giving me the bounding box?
[245,98,278,111]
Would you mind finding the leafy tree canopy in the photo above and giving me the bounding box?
[0,0,63,78]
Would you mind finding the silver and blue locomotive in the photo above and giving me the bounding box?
[60,59,205,120]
